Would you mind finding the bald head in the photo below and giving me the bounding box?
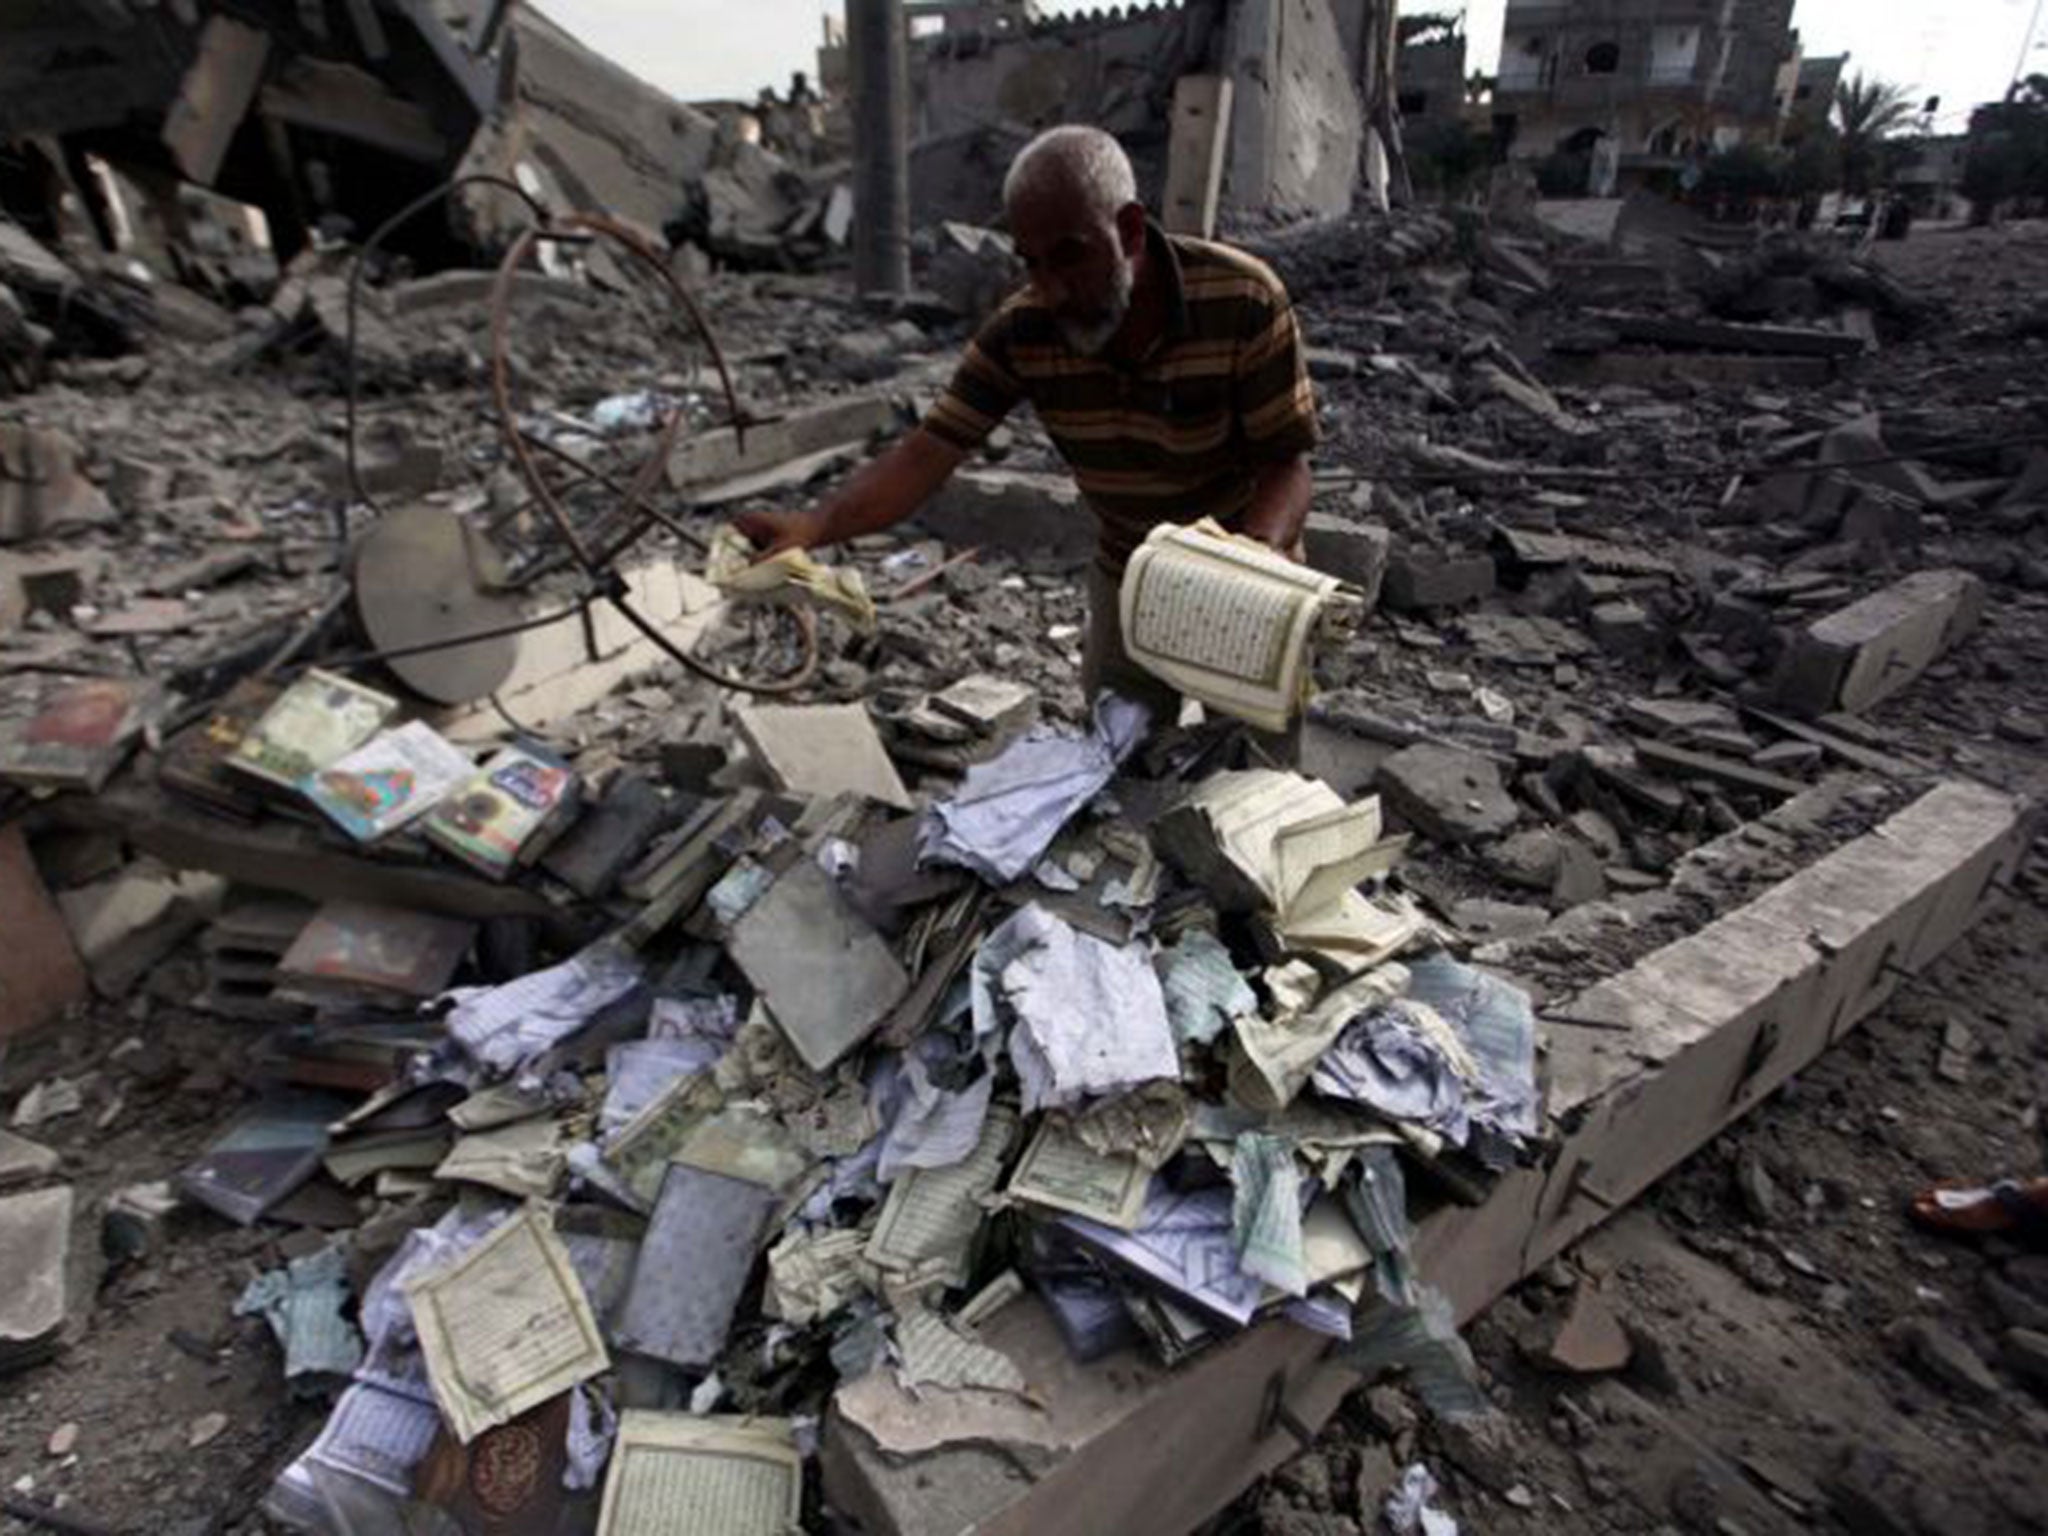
[1002,125,1138,223]
[1001,126,1145,356]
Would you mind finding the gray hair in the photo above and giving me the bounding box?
[1002,125,1138,220]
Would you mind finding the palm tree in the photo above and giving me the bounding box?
[1835,73,1916,195]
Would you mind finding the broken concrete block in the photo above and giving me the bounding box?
[0,549,105,632]
[733,701,913,811]
[1373,743,1520,845]
[726,860,910,1073]
[925,223,1022,324]
[1588,600,1654,653]
[1303,514,1392,610]
[0,1184,71,1373]
[1382,550,1496,611]
[916,469,1094,564]
[1774,568,1985,717]
[0,423,115,544]
[1529,1288,1631,1374]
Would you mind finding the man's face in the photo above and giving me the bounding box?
[1008,188,1140,356]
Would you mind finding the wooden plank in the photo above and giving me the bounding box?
[162,16,272,186]
[1631,738,1806,799]
[1601,312,1866,358]
[46,783,560,927]
[259,59,446,163]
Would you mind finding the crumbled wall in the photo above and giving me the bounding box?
[1225,0,1363,219]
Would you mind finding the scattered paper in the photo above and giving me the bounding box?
[235,1243,365,1385]
[1059,1182,1265,1329]
[979,905,1178,1113]
[894,1306,1028,1396]
[432,1113,570,1199]
[1405,953,1542,1157]
[766,1227,869,1326]
[443,941,643,1078]
[1156,929,1258,1045]
[404,1208,610,1444]
[1007,1117,1149,1230]
[918,692,1151,884]
[1230,1132,1309,1297]
[706,522,877,633]
[1069,1080,1193,1171]
[866,1102,1017,1287]
[1385,1462,1461,1536]
[304,721,473,843]
[1230,962,1410,1111]
[595,1412,802,1536]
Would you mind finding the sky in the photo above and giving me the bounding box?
[536,0,2048,132]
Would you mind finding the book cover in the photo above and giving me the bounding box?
[0,677,155,792]
[425,745,578,880]
[176,1092,353,1225]
[305,721,474,843]
[228,669,397,791]
[156,677,282,819]
[276,899,475,1001]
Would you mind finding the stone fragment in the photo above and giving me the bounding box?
[1302,514,1392,610]
[1529,1289,1632,1374]
[1450,899,1549,943]
[1382,550,1496,611]
[1751,740,1823,774]
[1774,568,1984,717]
[189,1411,228,1448]
[1486,828,1561,891]
[1896,1319,2000,1401]
[1373,744,1520,845]
[46,1422,77,1457]
[2001,1327,2048,1393]
[0,423,114,543]
[1588,600,1654,653]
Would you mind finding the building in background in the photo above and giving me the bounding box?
[1491,0,1802,191]
[1785,52,1850,139]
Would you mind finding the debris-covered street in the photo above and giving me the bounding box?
[3,2,2048,1534]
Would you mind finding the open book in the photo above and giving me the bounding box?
[1118,519,1360,732]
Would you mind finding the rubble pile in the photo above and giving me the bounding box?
[3,79,2048,1529]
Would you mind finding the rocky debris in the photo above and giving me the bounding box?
[923,222,1023,325]
[1893,1318,2001,1402]
[1374,744,1520,845]
[1527,1288,1632,1375]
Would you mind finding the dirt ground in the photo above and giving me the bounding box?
[4,221,2048,1536]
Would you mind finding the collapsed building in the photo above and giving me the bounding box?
[1493,0,1805,190]
[2,5,2048,1536]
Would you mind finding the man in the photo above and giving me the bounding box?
[736,124,1319,724]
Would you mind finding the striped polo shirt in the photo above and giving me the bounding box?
[922,221,1320,574]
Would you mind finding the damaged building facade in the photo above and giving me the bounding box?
[1493,0,1803,190]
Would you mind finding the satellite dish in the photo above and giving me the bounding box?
[352,504,523,705]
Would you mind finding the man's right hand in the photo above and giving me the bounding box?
[732,507,819,560]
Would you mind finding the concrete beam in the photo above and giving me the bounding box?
[162,16,271,187]
[1162,75,1233,238]
[820,777,2030,1535]
[1773,568,1985,717]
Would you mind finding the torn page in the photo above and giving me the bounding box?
[1059,1181,1265,1329]
[1230,962,1410,1111]
[1156,927,1258,1045]
[1069,1080,1192,1171]
[599,1040,706,1137]
[443,941,643,1078]
[404,1208,610,1444]
[980,904,1179,1113]
[1274,800,1394,922]
[234,1243,365,1386]
[1230,1132,1309,1297]
[1007,1116,1149,1230]
[893,1306,1028,1396]
[865,1102,1017,1287]
[705,522,877,633]
[1404,953,1542,1156]
[433,1113,571,1200]
[595,1411,802,1536]
[875,1036,994,1184]
[1311,997,1479,1146]
[264,1381,442,1534]
[918,692,1151,884]
[765,1227,869,1326]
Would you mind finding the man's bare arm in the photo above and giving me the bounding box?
[734,427,968,555]
[1236,454,1313,554]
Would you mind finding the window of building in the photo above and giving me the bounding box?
[1398,91,1429,116]
[1584,41,1620,75]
